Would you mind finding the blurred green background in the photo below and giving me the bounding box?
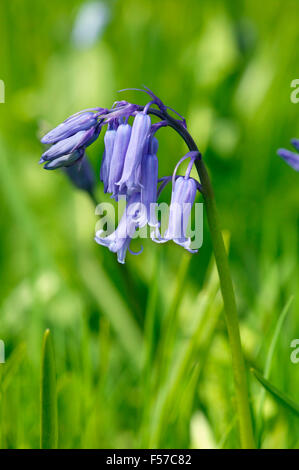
[0,0,298,449]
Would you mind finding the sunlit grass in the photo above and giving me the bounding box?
[0,0,298,449]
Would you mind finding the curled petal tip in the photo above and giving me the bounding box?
[128,244,144,256]
[41,136,50,145]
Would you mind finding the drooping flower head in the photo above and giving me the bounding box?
[40,87,202,263]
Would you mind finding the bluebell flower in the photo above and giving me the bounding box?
[42,125,101,160]
[41,124,101,168]
[154,176,199,253]
[277,138,299,171]
[41,110,102,144]
[106,123,132,198]
[95,192,145,263]
[40,87,203,263]
[140,136,160,233]
[153,151,201,252]
[43,149,83,169]
[164,176,198,252]
[117,111,151,195]
[100,122,118,192]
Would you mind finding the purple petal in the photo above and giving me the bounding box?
[42,125,100,161]
[141,140,159,228]
[103,103,138,123]
[117,112,151,195]
[157,176,198,253]
[277,149,299,172]
[100,126,117,191]
[41,112,99,144]
[73,124,101,151]
[42,131,87,160]
[107,123,132,196]
[95,193,145,263]
[116,237,132,264]
[43,150,82,170]
[291,139,299,152]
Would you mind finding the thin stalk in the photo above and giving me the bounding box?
[196,159,255,449]
[145,107,255,449]
[40,329,58,449]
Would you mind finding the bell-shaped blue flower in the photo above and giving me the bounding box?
[117,112,151,195]
[100,123,118,192]
[95,192,144,263]
[41,125,101,163]
[107,123,132,198]
[39,90,204,263]
[154,176,198,253]
[43,149,83,169]
[140,137,160,232]
[41,111,101,144]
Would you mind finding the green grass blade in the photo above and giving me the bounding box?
[148,255,222,447]
[251,369,299,417]
[256,296,294,445]
[158,252,192,376]
[142,250,160,381]
[0,142,52,268]
[1,343,26,392]
[264,296,294,378]
[40,329,58,449]
[79,257,143,371]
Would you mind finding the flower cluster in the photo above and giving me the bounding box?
[40,88,202,263]
[277,139,299,172]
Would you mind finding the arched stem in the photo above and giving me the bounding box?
[143,106,255,449]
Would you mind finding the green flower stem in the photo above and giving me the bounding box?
[195,158,255,449]
[146,107,255,449]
